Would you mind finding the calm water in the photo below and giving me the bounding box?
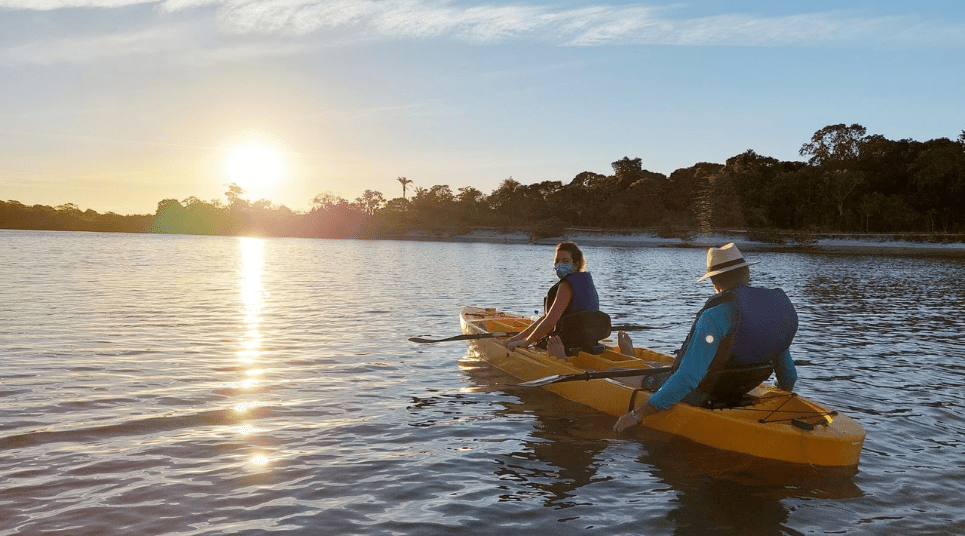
[1,230,964,535]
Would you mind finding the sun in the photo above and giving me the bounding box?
[227,145,282,190]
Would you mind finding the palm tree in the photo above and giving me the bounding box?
[397,177,413,200]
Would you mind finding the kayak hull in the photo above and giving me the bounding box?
[460,306,865,468]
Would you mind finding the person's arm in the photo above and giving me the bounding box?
[506,319,541,345]
[647,304,731,409]
[506,282,572,350]
[613,399,661,432]
[773,349,797,391]
[613,303,733,433]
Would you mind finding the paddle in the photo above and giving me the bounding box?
[516,366,672,387]
[610,324,653,332]
[409,323,652,344]
[408,332,518,344]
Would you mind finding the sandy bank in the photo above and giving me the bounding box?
[401,229,965,257]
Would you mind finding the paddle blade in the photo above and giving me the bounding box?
[408,332,515,344]
[516,375,573,387]
[408,336,454,343]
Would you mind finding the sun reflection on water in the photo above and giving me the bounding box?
[235,237,271,469]
[238,236,264,361]
[234,401,265,413]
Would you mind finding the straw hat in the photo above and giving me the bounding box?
[697,243,760,281]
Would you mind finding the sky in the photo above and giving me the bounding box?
[1,1,964,215]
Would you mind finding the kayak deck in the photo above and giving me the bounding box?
[459,306,865,468]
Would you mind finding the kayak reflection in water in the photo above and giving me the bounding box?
[614,243,800,433]
[505,241,608,359]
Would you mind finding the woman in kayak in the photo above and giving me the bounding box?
[505,241,608,358]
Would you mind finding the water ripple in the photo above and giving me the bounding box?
[2,231,965,535]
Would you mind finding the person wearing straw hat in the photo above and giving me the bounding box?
[614,243,799,433]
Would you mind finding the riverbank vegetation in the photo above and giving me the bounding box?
[2,124,963,241]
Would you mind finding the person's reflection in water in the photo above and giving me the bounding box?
[462,356,610,508]
[494,399,611,508]
[634,429,863,535]
[462,354,862,532]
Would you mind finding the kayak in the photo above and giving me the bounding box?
[459,306,866,468]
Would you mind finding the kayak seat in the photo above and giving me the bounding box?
[555,311,612,357]
[699,363,774,407]
[568,344,606,356]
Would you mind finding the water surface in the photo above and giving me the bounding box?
[1,230,964,535]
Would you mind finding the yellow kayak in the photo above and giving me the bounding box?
[460,306,866,468]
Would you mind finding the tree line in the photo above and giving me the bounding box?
[2,124,963,240]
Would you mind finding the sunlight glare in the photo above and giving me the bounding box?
[234,401,264,413]
[227,145,281,190]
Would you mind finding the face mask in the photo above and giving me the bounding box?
[554,262,575,279]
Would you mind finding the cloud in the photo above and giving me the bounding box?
[0,22,196,65]
[161,1,965,47]
[2,1,962,67]
[0,0,155,8]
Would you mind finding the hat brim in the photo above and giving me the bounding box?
[697,260,760,282]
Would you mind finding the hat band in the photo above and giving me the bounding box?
[708,257,746,272]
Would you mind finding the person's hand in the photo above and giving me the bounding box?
[506,339,528,351]
[613,411,640,433]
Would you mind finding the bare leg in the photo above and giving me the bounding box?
[616,332,647,387]
[546,335,567,359]
[616,375,646,388]
[618,331,634,356]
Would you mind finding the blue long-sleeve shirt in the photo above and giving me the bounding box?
[647,300,798,410]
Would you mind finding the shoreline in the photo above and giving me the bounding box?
[400,229,965,257]
[4,227,963,257]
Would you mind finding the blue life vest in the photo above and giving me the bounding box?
[728,286,798,366]
[545,272,600,315]
[688,285,798,404]
[544,272,606,354]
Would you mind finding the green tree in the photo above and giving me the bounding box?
[857,192,885,232]
[312,193,342,210]
[355,189,386,215]
[456,186,485,205]
[488,177,522,215]
[910,137,965,232]
[611,156,645,188]
[799,123,867,166]
[397,177,413,200]
[826,169,864,220]
[308,193,366,238]
[800,124,869,228]
[225,183,247,206]
[557,172,606,226]
[694,167,744,232]
[152,198,186,233]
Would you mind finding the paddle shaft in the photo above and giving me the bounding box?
[517,366,672,387]
[408,332,518,344]
[410,323,650,344]
[610,325,652,332]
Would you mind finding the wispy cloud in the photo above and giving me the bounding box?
[155,1,965,47]
[2,0,963,66]
[0,22,197,65]
[0,0,155,8]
